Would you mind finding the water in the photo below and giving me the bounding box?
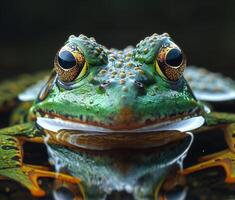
[45,132,193,200]
[0,127,234,200]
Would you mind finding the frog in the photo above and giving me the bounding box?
[0,33,235,199]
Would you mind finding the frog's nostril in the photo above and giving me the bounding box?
[134,80,144,89]
[134,80,145,95]
[100,80,111,89]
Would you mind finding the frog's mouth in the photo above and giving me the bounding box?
[36,115,204,133]
[36,113,204,149]
[35,105,204,132]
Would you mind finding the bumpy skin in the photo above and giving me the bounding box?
[0,33,235,199]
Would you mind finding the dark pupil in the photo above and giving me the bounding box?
[165,48,183,67]
[58,50,76,69]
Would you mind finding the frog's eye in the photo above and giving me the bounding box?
[155,44,186,81]
[55,46,87,82]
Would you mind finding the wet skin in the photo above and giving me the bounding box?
[0,33,235,199]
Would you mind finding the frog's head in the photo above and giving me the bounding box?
[32,33,203,134]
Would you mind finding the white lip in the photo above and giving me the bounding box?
[36,116,205,133]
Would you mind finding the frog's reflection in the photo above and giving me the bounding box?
[46,132,193,200]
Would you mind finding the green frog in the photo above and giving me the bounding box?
[0,33,235,199]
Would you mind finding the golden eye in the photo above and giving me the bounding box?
[156,44,186,81]
[54,45,87,82]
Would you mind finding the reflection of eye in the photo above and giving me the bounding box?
[54,179,85,200]
[158,185,187,200]
[55,46,87,82]
[157,170,186,200]
[156,45,186,81]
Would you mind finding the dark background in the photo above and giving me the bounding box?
[1,0,235,80]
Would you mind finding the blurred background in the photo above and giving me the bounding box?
[0,0,235,80]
